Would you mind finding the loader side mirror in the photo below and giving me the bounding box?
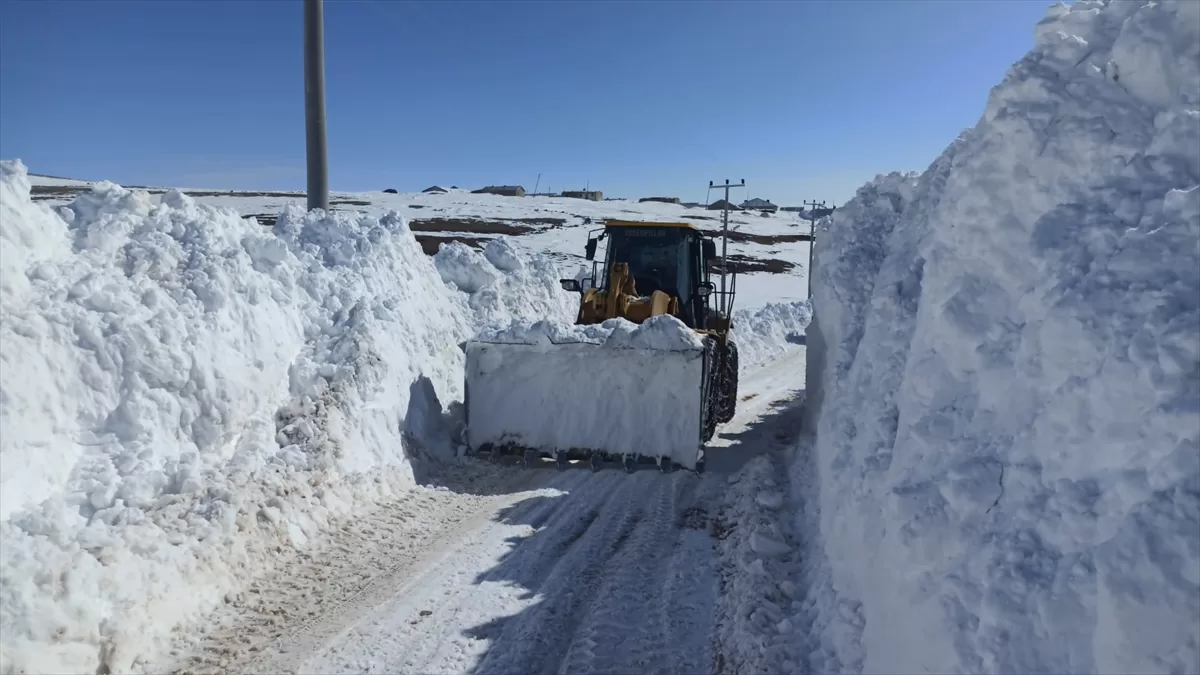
[585,238,598,260]
[560,278,581,293]
[697,282,715,299]
[702,239,716,261]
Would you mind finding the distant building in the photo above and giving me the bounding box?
[472,185,526,197]
[794,206,836,219]
[740,198,779,213]
[562,190,603,201]
[707,199,742,211]
[422,185,449,194]
[639,196,681,204]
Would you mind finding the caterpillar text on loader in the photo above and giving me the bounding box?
[463,219,739,474]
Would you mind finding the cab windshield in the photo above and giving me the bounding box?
[604,226,692,300]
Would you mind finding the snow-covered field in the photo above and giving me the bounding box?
[0,159,812,673]
[797,1,1200,673]
[26,177,815,314]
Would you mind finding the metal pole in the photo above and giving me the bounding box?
[305,0,329,212]
[721,183,729,314]
[807,212,814,299]
[708,179,745,316]
[803,199,827,300]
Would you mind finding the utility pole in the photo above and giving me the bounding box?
[802,199,828,300]
[709,179,745,316]
[533,173,541,195]
[304,0,329,212]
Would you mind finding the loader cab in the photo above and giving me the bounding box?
[575,220,727,329]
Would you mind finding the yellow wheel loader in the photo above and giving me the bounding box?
[462,219,739,474]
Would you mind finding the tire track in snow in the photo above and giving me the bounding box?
[312,471,622,674]
[162,466,547,675]
[470,473,652,674]
[299,467,726,675]
[661,475,724,675]
[555,471,698,675]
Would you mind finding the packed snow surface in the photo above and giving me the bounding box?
[0,158,813,674]
[800,1,1200,673]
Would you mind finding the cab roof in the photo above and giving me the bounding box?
[604,219,699,230]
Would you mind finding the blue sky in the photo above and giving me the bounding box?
[1,0,1054,205]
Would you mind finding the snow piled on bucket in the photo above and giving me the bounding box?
[0,161,574,674]
[799,1,1200,673]
[474,314,706,351]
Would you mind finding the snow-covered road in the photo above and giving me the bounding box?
[162,348,806,675]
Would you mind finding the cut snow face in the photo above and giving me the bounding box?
[800,1,1200,674]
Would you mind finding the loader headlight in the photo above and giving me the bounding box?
[697,282,714,298]
[560,279,582,292]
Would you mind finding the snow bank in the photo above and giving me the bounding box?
[433,241,500,293]
[0,160,576,674]
[799,2,1200,673]
[732,300,812,374]
[434,237,578,332]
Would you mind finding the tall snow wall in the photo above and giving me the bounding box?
[0,161,576,674]
[799,1,1200,673]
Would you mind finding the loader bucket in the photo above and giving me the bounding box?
[464,338,709,470]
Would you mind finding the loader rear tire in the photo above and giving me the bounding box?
[702,338,719,442]
[716,340,739,424]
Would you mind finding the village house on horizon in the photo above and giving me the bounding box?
[707,198,742,211]
[472,185,526,197]
[740,197,779,213]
